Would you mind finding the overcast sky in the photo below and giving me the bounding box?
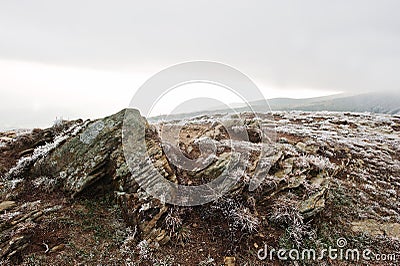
[1,0,399,129]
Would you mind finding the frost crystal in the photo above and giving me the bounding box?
[6,122,85,180]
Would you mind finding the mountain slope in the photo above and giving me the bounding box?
[151,93,400,122]
[264,93,400,114]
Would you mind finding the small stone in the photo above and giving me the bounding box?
[351,220,400,240]
[187,145,193,153]
[159,235,170,245]
[282,158,294,175]
[224,256,236,266]
[279,137,288,143]
[296,142,307,153]
[50,244,65,253]
[155,230,166,242]
[0,201,16,212]
[299,188,327,218]
[305,145,319,154]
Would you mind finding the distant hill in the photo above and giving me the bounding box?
[150,92,400,121]
[263,93,400,114]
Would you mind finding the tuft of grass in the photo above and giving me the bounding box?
[269,197,315,249]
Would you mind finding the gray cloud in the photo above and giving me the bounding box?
[0,0,399,128]
[1,0,399,91]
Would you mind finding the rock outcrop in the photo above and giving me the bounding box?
[0,109,399,265]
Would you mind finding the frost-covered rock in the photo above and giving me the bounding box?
[1,109,399,264]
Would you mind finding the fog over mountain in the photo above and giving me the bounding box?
[257,92,400,114]
[1,1,400,129]
[150,92,400,122]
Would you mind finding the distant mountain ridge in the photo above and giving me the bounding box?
[150,92,400,121]
[263,93,400,114]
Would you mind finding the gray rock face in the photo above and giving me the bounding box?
[32,110,127,197]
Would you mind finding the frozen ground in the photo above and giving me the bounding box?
[0,110,399,265]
